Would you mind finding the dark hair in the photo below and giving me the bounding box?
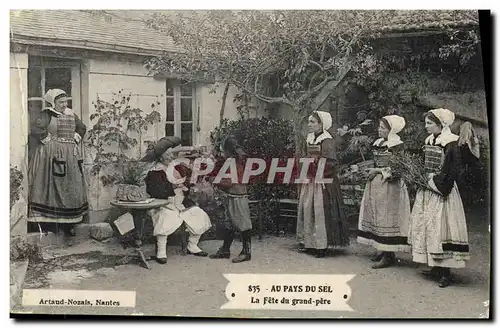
[425,112,443,128]
[310,112,322,125]
[380,118,391,130]
[222,136,246,160]
[54,93,67,102]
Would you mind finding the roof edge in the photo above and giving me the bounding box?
[10,34,178,57]
[374,23,480,39]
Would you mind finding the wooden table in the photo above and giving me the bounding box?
[110,198,169,269]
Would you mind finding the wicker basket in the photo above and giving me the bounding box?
[356,159,375,170]
[116,184,148,202]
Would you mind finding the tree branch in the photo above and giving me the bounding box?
[307,70,322,93]
[297,73,336,104]
[311,63,352,112]
[297,30,362,106]
[319,41,326,63]
[238,83,293,106]
[309,60,325,71]
[219,81,231,126]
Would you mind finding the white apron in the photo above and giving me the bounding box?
[146,165,212,236]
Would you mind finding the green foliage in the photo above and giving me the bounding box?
[209,117,297,231]
[233,91,258,119]
[339,24,482,159]
[10,236,42,262]
[146,11,478,116]
[145,10,483,216]
[85,90,161,187]
[100,160,149,187]
[388,151,433,193]
[10,166,23,210]
[336,120,376,166]
[210,117,295,161]
[121,163,148,185]
[146,10,480,166]
[439,28,481,65]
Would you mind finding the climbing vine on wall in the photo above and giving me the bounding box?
[340,28,482,155]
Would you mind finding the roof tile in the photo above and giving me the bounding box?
[10,10,180,53]
[10,10,479,54]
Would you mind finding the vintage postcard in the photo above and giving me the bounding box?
[9,9,491,319]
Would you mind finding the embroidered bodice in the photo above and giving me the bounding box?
[373,148,391,168]
[424,145,445,174]
[306,143,322,157]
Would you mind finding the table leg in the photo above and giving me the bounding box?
[131,209,151,270]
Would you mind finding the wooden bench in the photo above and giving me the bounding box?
[276,198,298,236]
[223,199,297,239]
[340,183,365,206]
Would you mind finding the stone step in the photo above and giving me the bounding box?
[26,223,93,247]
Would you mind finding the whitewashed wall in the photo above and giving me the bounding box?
[199,84,239,145]
[82,58,257,222]
[10,53,270,224]
[10,53,29,236]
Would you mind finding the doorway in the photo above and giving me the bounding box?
[27,55,83,233]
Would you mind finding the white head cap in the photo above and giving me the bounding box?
[428,108,455,128]
[312,111,333,131]
[382,115,406,134]
[44,89,67,107]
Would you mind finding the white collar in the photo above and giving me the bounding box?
[425,128,459,147]
[45,107,61,116]
[45,107,74,117]
[306,130,333,145]
[373,135,403,148]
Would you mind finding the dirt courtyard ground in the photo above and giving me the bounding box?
[12,221,490,319]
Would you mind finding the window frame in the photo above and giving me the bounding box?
[27,56,82,117]
[165,79,197,148]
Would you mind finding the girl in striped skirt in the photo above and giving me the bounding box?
[357,115,411,268]
[28,89,88,244]
[408,108,471,288]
